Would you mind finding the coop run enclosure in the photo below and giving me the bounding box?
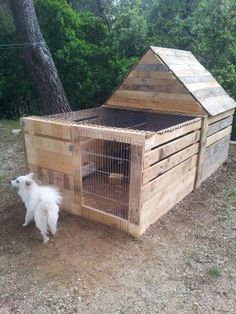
[21,47,236,237]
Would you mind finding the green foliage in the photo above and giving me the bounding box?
[208,266,221,278]
[0,0,236,140]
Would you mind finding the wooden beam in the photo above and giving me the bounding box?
[24,134,72,156]
[206,126,232,147]
[144,130,200,168]
[128,145,144,225]
[143,143,199,183]
[22,117,71,140]
[145,119,201,150]
[207,115,233,137]
[142,154,197,204]
[208,109,234,124]
[194,117,208,188]
[75,123,145,146]
[141,168,196,230]
[71,126,83,214]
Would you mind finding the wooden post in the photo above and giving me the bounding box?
[71,126,82,214]
[195,116,208,188]
[128,145,143,225]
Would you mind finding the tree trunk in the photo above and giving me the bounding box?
[9,0,71,115]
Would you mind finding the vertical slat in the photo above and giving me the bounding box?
[71,126,82,214]
[195,117,208,188]
[128,145,143,225]
[20,118,29,172]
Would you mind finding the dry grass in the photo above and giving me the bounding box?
[0,120,236,314]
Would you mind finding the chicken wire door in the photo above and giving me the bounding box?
[80,138,131,220]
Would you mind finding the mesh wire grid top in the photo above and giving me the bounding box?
[42,107,200,134]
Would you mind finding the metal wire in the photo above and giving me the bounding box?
[43,107,198,133]
[81,138,130,220]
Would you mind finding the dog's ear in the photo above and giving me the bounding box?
[27,173,34,179]
[25,180,32,186]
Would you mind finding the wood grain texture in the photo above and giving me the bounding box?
[145,119,201,150]
[26,148,73,174]
[142,154,197,204]
[141,168,196,230]
[76,123,145,146]
[208,109,234,124]
[22,117,71,140]
[150,47,236,116]
[194,117,208,188]
[143,143,199,183]
[128,145,143,225]
[144,130,200,168]
[106,48,205,115]
[71,126,83,213]
[24,134,72,156]
[201,135,230,182]
[206,126,232,147]
[207,115,233,137]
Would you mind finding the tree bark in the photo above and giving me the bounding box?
[9,0,71,114]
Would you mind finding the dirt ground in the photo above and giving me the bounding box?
[0,120,235,314]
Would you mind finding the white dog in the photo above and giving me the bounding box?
[11,173,62,244]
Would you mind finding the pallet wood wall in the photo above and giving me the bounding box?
[21,108,234,238]
[22,118,77,215]
[200,109,234,183]
[140,121,201,233]
[106,50,205,115]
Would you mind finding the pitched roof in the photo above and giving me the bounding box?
[150,46,236,116]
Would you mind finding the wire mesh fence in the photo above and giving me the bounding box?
[81,138,131,220]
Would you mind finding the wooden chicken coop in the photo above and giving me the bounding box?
[21,46,236,237]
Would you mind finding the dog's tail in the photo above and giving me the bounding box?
[46,186,63,206]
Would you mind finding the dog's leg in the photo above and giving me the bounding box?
[48,207,59,236]
[23,210,34,227]
[41,232,49,244]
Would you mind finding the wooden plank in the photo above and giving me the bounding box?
[201,136,230,182]
[180,75,214,84]
[194,117,208,188]
[186,81,220,92]
[123,76,186,88]
[151,46,192,57]
[128,145,143,225]
[107,97,204,115]
[139,49,163,65]
[135,63,168,72]
[193,86,227,101]
[143,143,199,183]
[27,164,74,191]
[113,90,197,103]
[26,148,74,175]
[195,95,236,116]
[203,135,230,170]
[142,154,197,204]
[127,70,175,80]
[206,126,232,147]
[60,189,77,215]
[207,115,233,137]
[208,109,234,124]
[24,134,72,156]
[21,127,29,172]
[120,82,188,94]
[76,123,145,146]
[80,204,128,232]
[145,119,201,150]
[71,126,83,213]
[142,167,196,213]
[22,117,71,140]
[141,168,196,230]
[144,130,200,168]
